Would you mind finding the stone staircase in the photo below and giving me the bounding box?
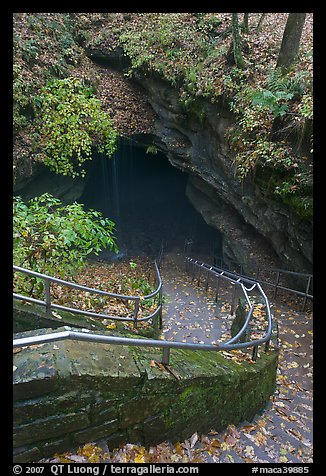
[160,251,313,463]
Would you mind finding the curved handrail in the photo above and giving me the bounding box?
[13,259,163,328]
[13,327,271,352]
[185,257,273,357]
[13,264,162,302]
[13,255,275,364]
[212,254,313,311]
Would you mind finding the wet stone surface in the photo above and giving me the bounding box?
[161,252,234,346]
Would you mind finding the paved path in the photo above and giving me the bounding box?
[161,252,231,345]
[160,251,313,463]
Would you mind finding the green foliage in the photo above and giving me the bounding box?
[250,89,293,118]
[227,66,312,217]
[297,94,313,120]
[13,14,83,135]
[245,69,312,119]
[13,63,35,133]
[33,77,117,177]
[230,68,311,121]
[145,144,158,155]
[13,193,118,296]
[273,171,313,218]
[119,13,228,98]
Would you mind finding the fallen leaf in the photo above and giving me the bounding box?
[242,424,256,433]
[189,432,198,448]
[225,435,237,446]
[134,454,146,463]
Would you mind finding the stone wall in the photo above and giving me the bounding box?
[13,326,278,462]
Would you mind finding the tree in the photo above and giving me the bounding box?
[276,13,306,73]
[242,13,249,34]
[232,13,245,69]
[256,13,266,33]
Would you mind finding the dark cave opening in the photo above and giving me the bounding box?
[80,139,222,261]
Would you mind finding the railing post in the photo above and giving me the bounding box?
[133,298,140,329]
[302,275,312,312]
[205,270,209,291]
[159,287,163,329]
[161,346,170,365]
[44,278,51,314]
[273,271,280,299]
[231,283,238,316]
[256,267,260,282]
[186,258,190,274]
[252,345,258,361]
[197,267,201,286]
[191,262,196,281]
[215,275,220,303]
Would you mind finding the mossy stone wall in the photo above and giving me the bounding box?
[13,326,278,462]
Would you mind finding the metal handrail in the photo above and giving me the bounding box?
[185,257,273,359]
[211,253,313,312]
[13,259,163,329]
[13,256,275,364]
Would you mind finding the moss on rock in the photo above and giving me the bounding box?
[13,326,278,461]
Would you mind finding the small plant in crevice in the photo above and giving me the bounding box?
[145,144,158,155]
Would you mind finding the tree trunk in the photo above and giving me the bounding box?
[242,13,249,34]
[276,13,306,73]
[232,13,245,69]
[256,13,266,33]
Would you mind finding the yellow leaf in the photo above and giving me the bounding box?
[106,322,116,330]
[256,419,266,428]
[211,438,221,447]
[174,442,183,455]
[134,454,146,463]
[221,441,229,451]
[287,361,299,368]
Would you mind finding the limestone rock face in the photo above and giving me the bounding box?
[135,77,312,273]
[13,163,87,203]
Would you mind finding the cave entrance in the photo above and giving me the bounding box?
[80,139,222,261]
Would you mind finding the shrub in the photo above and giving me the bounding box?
[13,193,118,296]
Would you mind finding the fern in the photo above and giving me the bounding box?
[267,69,310,99]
